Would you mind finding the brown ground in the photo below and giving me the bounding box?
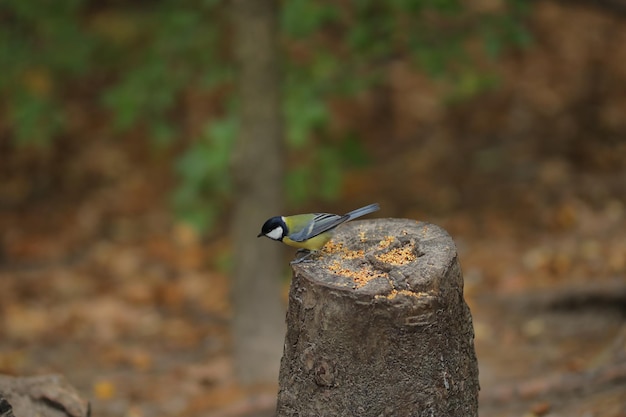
[1,127,624,417]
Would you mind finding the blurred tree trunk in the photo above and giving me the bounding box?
[230,0,285,385]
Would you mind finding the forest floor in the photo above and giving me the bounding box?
[1,132,625,417]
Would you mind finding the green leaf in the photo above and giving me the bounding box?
[175,142,212,183]
[151,121,177,148]
[171,115,237,232]
[286,166,312,204]
[340,135,371,168]
[10,92,63,146]
[318,147,342,201]
[508,23,532,47]
[178,204,217,232]
[284,85,329,149]
[281,1,339,38]
[482,27,503,59]
[429,0,461,14]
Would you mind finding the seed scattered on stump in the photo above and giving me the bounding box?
[375,242,416,265]
[320,232,418,288]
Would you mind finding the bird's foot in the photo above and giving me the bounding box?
[290,250,316,264]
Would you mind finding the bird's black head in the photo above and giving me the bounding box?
[257,216,287,241]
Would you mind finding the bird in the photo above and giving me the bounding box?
[257,203,380,262]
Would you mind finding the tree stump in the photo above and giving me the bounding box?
[276,219,478,417]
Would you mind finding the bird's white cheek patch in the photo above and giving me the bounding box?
[267,226,284,240]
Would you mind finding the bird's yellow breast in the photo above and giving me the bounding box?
[282,232,332,250]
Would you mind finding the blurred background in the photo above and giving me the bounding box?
[1,0,625,416]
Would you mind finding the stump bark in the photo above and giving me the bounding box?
[276,219,478,417]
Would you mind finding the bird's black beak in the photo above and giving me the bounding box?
[257,233,263,238]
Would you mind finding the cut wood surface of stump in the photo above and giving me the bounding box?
[276,218,479,417]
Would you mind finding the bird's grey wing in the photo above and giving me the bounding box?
[288,213,348,242]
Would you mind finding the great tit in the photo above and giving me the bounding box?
[257,203,380,252]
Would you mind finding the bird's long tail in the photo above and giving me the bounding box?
[345,203,380,221]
